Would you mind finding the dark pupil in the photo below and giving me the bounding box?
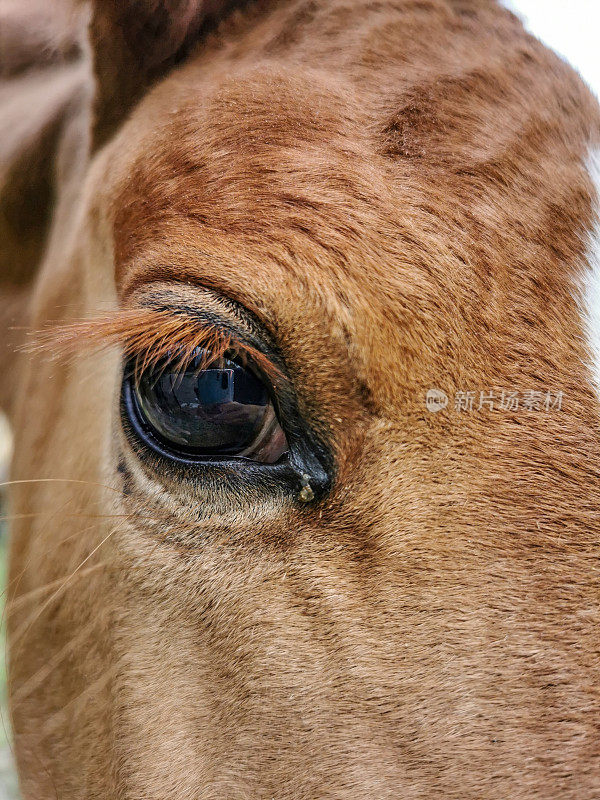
[133,350,271,455]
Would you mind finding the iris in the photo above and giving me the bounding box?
[127,349,288,463]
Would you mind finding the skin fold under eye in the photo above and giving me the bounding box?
[126,347,289,463]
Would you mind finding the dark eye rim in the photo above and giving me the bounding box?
[122,355,286,463]
[119,350,334,503]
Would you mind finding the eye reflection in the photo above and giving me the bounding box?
[129,349,288,463]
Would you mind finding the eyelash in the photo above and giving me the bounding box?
[33,306,282,386]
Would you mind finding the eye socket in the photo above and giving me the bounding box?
[124,348,288,464]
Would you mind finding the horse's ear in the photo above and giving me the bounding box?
[87,0,241,148]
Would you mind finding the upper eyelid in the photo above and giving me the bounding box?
[135,302,286,385]
[121,276,278,340]
[119,271,279,337]
[33,304,286,389]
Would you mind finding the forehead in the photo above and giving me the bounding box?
[98,3,598,408]
[105,64,448,401]
[108,61,420,289]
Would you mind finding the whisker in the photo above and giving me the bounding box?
[3,496,78,629]
[0,477,123,494]
[1,507,161,605]
[9,522,124,651]
[5,563,106,614]
[0,511,160,524]
[11,619,101,707]
[39,667,115,739]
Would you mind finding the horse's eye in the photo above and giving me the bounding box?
[125,350,288,463]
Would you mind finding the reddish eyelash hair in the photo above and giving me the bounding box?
[30,307,285,385]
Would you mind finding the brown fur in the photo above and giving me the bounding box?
[3,0,600,798]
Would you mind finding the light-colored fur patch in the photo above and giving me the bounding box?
[579,149,600,396]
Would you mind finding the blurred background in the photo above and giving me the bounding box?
[0,412,15,800]
[0,1,598,797]
[503,0,600,97]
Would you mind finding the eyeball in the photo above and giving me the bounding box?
[125,349,288,464]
